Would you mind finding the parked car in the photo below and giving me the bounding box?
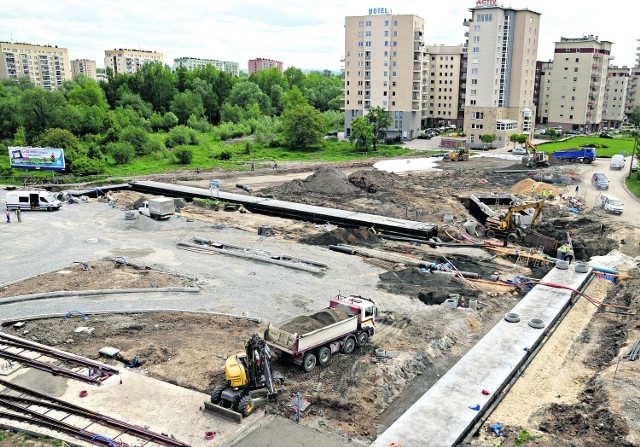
[539,129,547,135]
[417,133,432,140]
[591,172,609,190]
[610,154,626,169]
[326,131,339,137]
[513,147,527,155]
[632,158,638,172]
[600,132,613,139]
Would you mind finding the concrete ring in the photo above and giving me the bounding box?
[528,318,546,329]
[555,260,570,270]
[574,263,589,273]
[504,312,521,323]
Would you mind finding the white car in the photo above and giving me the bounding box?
[513,147,527,155]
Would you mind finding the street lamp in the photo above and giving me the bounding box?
[629,132,638,179]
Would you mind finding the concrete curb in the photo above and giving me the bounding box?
[0,287,201,305]
[1,308,262,326]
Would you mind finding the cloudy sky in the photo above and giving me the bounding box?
[0,0,637,71]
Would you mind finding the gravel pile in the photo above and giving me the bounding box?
[258,167,360,197]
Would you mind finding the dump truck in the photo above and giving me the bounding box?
[552,147,596,164]
[265,295,377,372]
[138,197,175,220]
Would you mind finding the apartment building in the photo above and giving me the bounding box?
[535,60,553,124]
[0,42,71,90]
[104,49,163,75]
[70,59,98,80]
[463,4,541,148]
[248,58,283,75]
[425,45,465,128]
[174,57,239,76]
[603,66,629,129]
[343,11,428,140]
[625,67,640,120]
[547,36,612,133]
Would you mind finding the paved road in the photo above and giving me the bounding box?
[575,156,640,225]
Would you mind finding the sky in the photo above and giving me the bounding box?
[0,0,638,72]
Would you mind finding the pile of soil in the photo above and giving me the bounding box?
[300,228,381,247]
[511,178,559,197]
[378,267,480,304]
[0,260,193,298]
[259,167,360,197]
[279,308,351,334]
[348,169,400,193]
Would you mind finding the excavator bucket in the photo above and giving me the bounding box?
[204,401,244,423]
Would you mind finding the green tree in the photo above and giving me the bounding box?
[509,133,520,149]
[117,92,153,119]
[120,126,149,155]
[283,66,305,91]
[174,147,194,164]
[631,106,640,127]
[480,133,497,144]
[281,86,308,110]
[190,78,219,123]
[225,81,272,116]
[135,62,177,112]
[547,128,558,139]
[170,91,205,125]
[18,89,73,138]
[38,128,83,168]
[281,104,326,150]
[220,103,245,123]
[366,106,393,151]
[163,112,179,129]
[349,116,374,152]
[13,126,27,146]
[108,141,135,164]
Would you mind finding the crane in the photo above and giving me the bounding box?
[484,200,544,242]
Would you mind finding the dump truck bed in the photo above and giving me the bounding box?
[267,307,357,354]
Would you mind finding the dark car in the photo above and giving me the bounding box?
[326,131,339,137]
[417,133,432,140]
[591,172,609,190]
[600,132,613,139]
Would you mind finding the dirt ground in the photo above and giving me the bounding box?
[3,160,640,445]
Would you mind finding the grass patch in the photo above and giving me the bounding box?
[625,176,640,198]
[536,136,635,157]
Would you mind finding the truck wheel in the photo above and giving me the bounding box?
[507,233,518,243]
[210,386,224,404]
[302,352,317,372]
[341,336,356,354]
[585,159,592,164]
[238,395,255,417]
[317,347,331,366]
[485,229,496,239]
[356,331,369,347]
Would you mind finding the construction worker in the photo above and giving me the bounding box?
[560,243,568,260]
[530,185,536,198]
[542,189,547,200]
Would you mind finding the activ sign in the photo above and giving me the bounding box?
[8,146,66,171]
[476,0,498,6]
[368,7,390,15]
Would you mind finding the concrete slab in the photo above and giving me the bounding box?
[372,264,592,447]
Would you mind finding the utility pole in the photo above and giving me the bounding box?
[628,132,638,179]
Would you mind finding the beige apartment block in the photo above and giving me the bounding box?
[535,60,553,124]
[70,59,97,80]
[174,57,239,76]
[463,4,540,148]
[547,36,612,133]
[343,11,427,140]
[603,66,629,128]
[104,49,163,75]
[425,45,464,128]
[625,67,640,119]
[0,41,71,90]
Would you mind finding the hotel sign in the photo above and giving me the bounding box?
[476,0,497,6]
[369,7,390,15]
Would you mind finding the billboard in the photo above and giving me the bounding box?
[8,146,65,171]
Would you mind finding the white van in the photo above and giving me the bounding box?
[610,154,626,170]
[597,194,624,215]
[5,190,62,211]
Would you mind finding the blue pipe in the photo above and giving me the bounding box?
[60,310,87,322]
[590,265,619,275]
[91,435,116,447]
[125,356,138,368]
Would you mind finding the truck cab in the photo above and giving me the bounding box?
[329,295,377,330]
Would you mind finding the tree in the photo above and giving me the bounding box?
[225,81,272,116]
[18,89,73,138]
[174,147,194,164]
[170,91,205,125]
[108,141,135,164]
[117,92,153,119]
[349,116,374,152]
[631,106,640,127]
[13,126,27,146]
[135,62,177,112]
[509,133,519,149]
[366,106,393,151]
[38,128,83,168]
[120,126,149,155]
[547,128,558,139]
[281,86,308,110]
[480,134,497,144]
[162,112,179,129]
[284,67,305,91]
[281,104,326,150]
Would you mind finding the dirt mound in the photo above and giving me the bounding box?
[300,228,381,247]
[378,267,480,303]
[259,167,360,197]
[348,169,400,193]
[511,178,559,197]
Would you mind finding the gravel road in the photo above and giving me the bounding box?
[0,191,408,323]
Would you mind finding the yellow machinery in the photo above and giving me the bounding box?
[522,139,550,168]
[444,146,470,162]
[207,334,286,421]
[485,200,544,242]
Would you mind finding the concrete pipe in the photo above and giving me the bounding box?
[574,263,589,273]
[555,260,570,270]
[528,318,546,329]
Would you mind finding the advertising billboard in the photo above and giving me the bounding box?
[8,146,66,171]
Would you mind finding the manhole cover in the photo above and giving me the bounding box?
[86,238,98,244]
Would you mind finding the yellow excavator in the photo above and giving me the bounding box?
[521,139,550,168]
[485,200,544,242]
[443,146,470,162]
[207,334,286,422]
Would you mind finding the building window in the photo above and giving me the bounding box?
[471,79,478,85]
[392,71,397,77]
[365,41,372,47]
[473,47,480,53]
[393,31,398,36]
[393,20,398,26]
[393,42,397,47]
[471,111,484,119]
[393,51,397,56]
[470,99,476,105]
[358,21,363,27]
[574,67,578,72]
[385,20,389,26]
[383,71,388,77]
[472,58,479,64]
[477,13,492,22]
[383,101,387,107]
[471,68,478,75]
[358,51,363,57]
[470,89,477,96]
[474,25,480,31]
[365,21,372,26]
[385,30,389,37]
[358,42,363,47]
[474,36,480,42]
[366,31,372,36]
[384,41,389,47]
[358,32,364,38]
[392,61,396,66]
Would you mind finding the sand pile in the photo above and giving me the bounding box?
[259,167,359,197]
[511,178,559,197]
[348,169,399,193]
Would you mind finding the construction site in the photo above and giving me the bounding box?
[1,153,640,447]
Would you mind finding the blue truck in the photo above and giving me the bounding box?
[552,147,596,164]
